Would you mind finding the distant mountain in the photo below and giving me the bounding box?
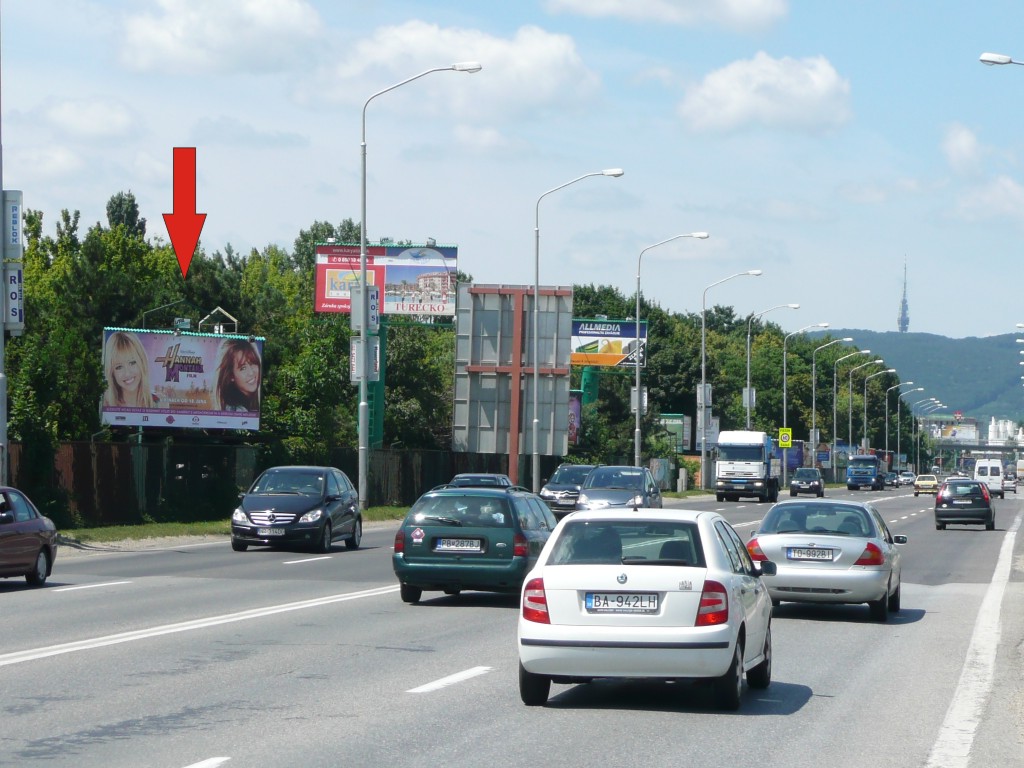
[810,330,1024,428]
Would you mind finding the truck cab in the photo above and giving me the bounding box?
[714,430,780,503]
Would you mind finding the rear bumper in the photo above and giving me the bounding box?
[935,507,992,525]
[765,566,890,604]
[393,554,529,593]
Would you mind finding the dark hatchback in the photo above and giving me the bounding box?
[935,479,995,531]
[231,466,361,552]
[393,486,556,603]
[0,487,57,587]
[539,463,596,519]
[789,467,825,497]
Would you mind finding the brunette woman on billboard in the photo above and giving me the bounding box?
[214,338,262,412]
[103,331,157,408]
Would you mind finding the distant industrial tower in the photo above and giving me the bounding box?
[897,260,909,333]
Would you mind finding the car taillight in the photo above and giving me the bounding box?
[746,537,767,562]
[394,529,406,554]
[522,577,549,623]
[513,533,529,557]
[981,484,991,502]
[854,541,884,566]
[696,579,729,626]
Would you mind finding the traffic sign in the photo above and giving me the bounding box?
[778,428,792,448]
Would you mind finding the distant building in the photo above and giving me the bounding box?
[897,260,909,333]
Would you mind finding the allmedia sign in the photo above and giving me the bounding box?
[570,318,646,368]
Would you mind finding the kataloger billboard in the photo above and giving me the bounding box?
[314,243,458,316]
[100,328,265,430]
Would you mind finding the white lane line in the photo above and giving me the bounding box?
[183,759,230,768]
[731,520,758,529]
[52,581,132,592]
[407,666,493,693]
[0,585,399,668]
[282,556,332,564]
[926,510,1021,768]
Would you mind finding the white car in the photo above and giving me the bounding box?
[517,508,777,710]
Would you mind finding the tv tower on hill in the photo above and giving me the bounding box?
[897,259,909,333]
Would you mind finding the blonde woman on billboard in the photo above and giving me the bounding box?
[103,331,157,408]
[214,338,261,412]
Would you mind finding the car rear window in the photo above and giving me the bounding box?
[406,494,512,528]
[760,503,875,537]
[548,520,705,567]
[944,483,984,498]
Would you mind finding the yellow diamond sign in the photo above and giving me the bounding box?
[778,428,792,448]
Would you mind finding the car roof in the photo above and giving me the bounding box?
[558,508,707,524]
[421,486,528,498]
[770,497,872,510]
[264,465,337,473]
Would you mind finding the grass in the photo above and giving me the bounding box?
[62,505,410,543]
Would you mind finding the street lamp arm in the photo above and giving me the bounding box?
[980,52,1024,65]
[362,63,481,139]
[537,169,625,228]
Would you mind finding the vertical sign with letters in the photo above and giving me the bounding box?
[2,191,25,336]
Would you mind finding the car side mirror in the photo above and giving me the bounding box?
[0,511,13,525]
[893,535,908,545]
[757,561,777,577]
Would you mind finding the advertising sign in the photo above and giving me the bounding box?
[100,328,265,430]
[3,190,24,335]
[314,243,458,317]
[568,390,581,446]
[570,319,645,367]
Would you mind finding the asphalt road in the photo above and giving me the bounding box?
[2,488,1022,768]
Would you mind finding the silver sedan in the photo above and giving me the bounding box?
[745,498,907,622]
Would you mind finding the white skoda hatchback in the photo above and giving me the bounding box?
[517,509,776,710]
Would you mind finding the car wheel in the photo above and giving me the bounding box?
[716,494,724,502]
[345,517,362,550]
[318,521,333,553]
[935,522,946,531]
[231,539,248,552]
[519,661,551,706]
[747,626,772,690]
[789,490,796,497]
[25,548,49,586]
[986,516,995,532]
[818,490,825,498]
[887,582,901,613]
[914,492,919,497]
[869,584,890,622]
[400,583,422,603]
[713,639,744,710]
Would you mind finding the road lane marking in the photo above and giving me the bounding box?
[282,556,332,564]
[407,666,493,693]
[52,581,132,592]
[183,759,230,768]
[926,510,1021,768]
[0,585,399,668]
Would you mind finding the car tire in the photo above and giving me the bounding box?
[887,582,901,613]
[986,517,995,532]
[318,521,333,553]
[747,626,772,690]
[914,492,919,497]
[716,494,724,502]
[713,639,744,711]
[345,517,362,550]
[818,490,824,498]
[231,539,248,552]
[25,548,49,586]
[400,583,422,603]
[935,522,946,531]
[869,584,891,622]
[519,661,551,706]
[790,490,796,497]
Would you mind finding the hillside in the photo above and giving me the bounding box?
[810,330,1024,427]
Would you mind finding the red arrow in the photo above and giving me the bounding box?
[162,147,207,279]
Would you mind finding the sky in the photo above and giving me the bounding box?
[3,0,1024,339]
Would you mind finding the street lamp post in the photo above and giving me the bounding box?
[863,368,896,450]
[849,359,884,453]
[700,269,762,488]
[833,350,871,482]
[888,383,921,461]
[534,168,624,490]
[782,323,829,482]
[745,303,799,429]
[910,397,938,473]
[634,232,709,467]
[811,336,852,452]
[917,402,945,470]
[358,62,481,513]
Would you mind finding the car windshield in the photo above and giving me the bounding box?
[717,445,763,461]
[583,467,644,490]
[548,520,706,567]
[550,465,593,485]
[793,469,818,480]
[250,471,324,495]
[406,494,512,528]
[759,503,876,537]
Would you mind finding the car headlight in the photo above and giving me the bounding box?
[232,508,247,522]
[539,488,554,499]
[630,495,645,506]
[299,509,324,523]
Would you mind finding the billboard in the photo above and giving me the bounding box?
[314,243,458,317]
[571,319,645,367]
[100,328,265,430]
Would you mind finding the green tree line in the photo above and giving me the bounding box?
[8,192,919,494]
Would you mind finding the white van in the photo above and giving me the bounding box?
[974,459,1005,499]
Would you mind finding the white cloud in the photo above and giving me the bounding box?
[678,52,851,133]
[191,116,308,148]
[942,123,982,176]
[44,98,137,140]
[454,125,510,151]
[545,0,787,31]
[14,145,84,180]
[304,22,600,120]
[120,0,323,75]
[954,176,1024,223]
